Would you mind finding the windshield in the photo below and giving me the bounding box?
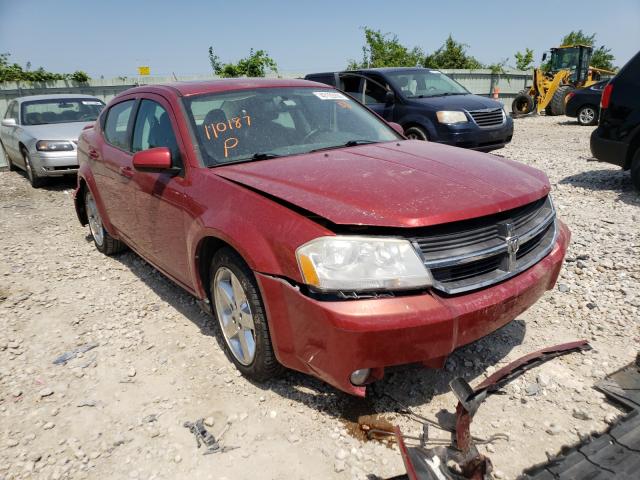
[184,87,400,166]
[21,98,105,126]
[550,47,580,72]
[385,69,469,98]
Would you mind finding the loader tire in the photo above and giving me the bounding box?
[512,92,534,115]
[548,85,574,116]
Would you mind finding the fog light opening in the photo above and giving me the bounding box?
[350,368,371,386]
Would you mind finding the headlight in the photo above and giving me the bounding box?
[36,140,74,152]
[296,236,432,292]
[436,111,468,124]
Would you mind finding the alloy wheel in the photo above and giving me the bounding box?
[213,267,257,366]
[85,190,105,247]
[578,107,596,125]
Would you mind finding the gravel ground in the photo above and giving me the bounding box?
[1,115,639,480]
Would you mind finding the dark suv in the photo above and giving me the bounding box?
[590,50,640,191]
[305,67,513,151]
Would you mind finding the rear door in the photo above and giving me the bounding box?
[94,97,139,242]
[130,95,190,286]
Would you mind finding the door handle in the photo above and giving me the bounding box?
[119,166,134,179]
[88,149,99,159]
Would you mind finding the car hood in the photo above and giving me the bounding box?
[408,94,503,111]
[214,140,550,228]
[20,122,94,141]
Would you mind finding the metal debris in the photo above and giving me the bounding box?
[183,418,236,455]
[380,340,590,480]
[52,342,99,365]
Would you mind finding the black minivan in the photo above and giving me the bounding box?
[305,67,513,151]
[590,50,640,191]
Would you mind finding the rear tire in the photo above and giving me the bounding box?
[85,188,125,255]
[577,105,598,126]
[512,92,534,115]
[549,85,574,116]
[404,126,428,141]
[209,247,281,381]
[22,149,46,188]
[631,150,640,193]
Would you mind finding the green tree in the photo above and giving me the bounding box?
[560,30,615,70]
[347,28,424,69]
[514,48,534,70]
[0,53,91,82]
[208,47,278,78]
[423,35,482,69]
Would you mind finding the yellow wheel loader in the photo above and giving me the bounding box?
[512,45,614,116]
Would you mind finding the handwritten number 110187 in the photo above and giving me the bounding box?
[204,115,252,140]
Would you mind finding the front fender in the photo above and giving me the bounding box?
[185,172,332,298]
[401,113,437,139]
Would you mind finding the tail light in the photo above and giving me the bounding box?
[566,92,575,102]
[601,83,613,109]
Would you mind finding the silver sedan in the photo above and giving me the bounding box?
[0,94,105,187]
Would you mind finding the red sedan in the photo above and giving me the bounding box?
[74,79,569,396]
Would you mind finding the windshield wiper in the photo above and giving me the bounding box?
[248,152,281,160]
[309,140,379,153]
[211,152,281,167]
[409,92,467,98]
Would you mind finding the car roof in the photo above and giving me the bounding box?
[353,67,430,73]
[117,78,332,98]
[306,67,432,76]
[14,93,102,103]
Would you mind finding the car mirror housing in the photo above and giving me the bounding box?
[388,122,404,136]
[132,147,173,171]
[1,118,17,127]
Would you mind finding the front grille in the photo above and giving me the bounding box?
[411,196,556,294]
[468,108,505,127]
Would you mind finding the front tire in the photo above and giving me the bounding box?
[85,188,125,255]
[577,105,598,126]
[22,149,46,188]
[404,126,428,141]
[548,85,574,116]
[210,248,280,381]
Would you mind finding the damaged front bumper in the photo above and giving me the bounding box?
[256,221,570,396]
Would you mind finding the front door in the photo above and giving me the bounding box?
[362,76,395,121]
[130,96,190,286]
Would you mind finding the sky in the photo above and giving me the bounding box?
[1,0,639,78]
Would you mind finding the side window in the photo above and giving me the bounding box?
[363,78,390,105]
[5,102,18,121]
[132,100,181,167]
[340,76,363,101]
[104,100,135,150]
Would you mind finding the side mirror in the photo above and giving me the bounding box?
[1,118,17,127]
[541,53,547,62]
[388,122,404,136]
[132,147,172,171]
[385,90,395,105]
